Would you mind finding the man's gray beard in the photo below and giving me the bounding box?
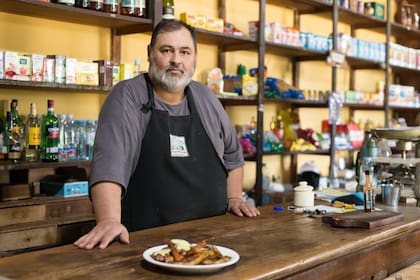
[148,63,194,93]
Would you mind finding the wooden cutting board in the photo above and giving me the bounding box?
[322,210,404,229]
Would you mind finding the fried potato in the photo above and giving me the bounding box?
[151,239,231,265]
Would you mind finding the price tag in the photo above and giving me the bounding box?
[326,50,348,68]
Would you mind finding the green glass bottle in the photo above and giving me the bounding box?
[25,103,41,162]
[42,99,59,162]
[162,0,175,19]
[8,99,24,161]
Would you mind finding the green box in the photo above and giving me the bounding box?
[372,2,385,19]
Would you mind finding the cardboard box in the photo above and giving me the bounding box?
[28,54,44,82]
[15,55,31,81]
[0,51,4,79]
[4,51,18,80]
[112,65,120,85]
[65,57,77,84]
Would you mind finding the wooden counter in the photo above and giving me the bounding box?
[0,203,419,279]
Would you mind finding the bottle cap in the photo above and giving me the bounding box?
[273,206,283,212]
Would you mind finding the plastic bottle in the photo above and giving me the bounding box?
[262,163,271,192]
[65,114,77,161]
[328,91,343,125]
[133,58,142,76]
[75,120,87,160]
[58,114,67,162]
[85,120,96,160]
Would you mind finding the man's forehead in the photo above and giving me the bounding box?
[154,29,194,48]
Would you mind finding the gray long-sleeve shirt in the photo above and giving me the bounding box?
[90,74,244,193]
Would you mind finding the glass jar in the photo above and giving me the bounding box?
[103,0,118,14]
[88,0,104,11]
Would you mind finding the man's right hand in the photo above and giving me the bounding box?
[74,219,129,249]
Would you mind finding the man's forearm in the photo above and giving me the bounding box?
[90,182,123,223]
[227,167,244,200]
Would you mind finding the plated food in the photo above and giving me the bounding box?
[142,239,240,273]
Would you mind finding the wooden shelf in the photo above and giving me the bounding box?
[0,160,91,172]
[0,0,153,35]
[0,79,111,93]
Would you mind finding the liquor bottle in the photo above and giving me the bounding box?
[8,99,24,161]
[363,170,375,212]
[162,0,175,19]
[42,100,59,162]
[25,103,41,162]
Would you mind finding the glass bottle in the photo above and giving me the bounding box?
[42,100,59,162]
[25,103,41,162]
[121,0,136,16]
[103,0,118,14]
[8,99,24,161]
[135,0,146,17]
[75,0,89,8]
[162,0,175,20]
[363,170,375,212]
[88,0,104,11]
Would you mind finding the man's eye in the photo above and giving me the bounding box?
[180,50,190,56]
[161,49,172,55]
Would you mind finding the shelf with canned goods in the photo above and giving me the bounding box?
[0,0,153,36]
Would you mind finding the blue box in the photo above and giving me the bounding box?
[56,181,89,197]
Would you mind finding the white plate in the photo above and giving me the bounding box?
[142,244,240,274]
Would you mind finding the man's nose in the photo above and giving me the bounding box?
[169,51,182,64]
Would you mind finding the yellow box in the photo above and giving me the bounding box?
[206,16,224,32]
[77,61,98,74]
[112,65,120,85]
[119,63,133,81]
[76,73,99,86]
[242,75,258,96]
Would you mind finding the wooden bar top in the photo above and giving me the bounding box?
[0,203,419,279]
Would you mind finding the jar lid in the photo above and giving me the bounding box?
[294,181,313,191]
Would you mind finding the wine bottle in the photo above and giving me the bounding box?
[42,100,59,162]
[162,0,175,20]
[8,99,24,161]
[25,103,41,162]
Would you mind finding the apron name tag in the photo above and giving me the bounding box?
[170,134,189,157]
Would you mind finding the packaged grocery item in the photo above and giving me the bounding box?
[207,68,223,94]
[28,54,44,82]
[54,55,66,84]
[112,65,120,85]
[76,61,99,85]
[119,63,133,80]
[16,55,31,81]
[242,75,258,96]
[4,51,18,80]
[66,57,77,84]
[94,59,113,86]
[43,56,55,83]
[248,21,270,41]
[206,16,223,32]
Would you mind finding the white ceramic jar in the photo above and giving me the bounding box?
[294,181,314,207]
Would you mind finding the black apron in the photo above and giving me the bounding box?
[122,76,228,232]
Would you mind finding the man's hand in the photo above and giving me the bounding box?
[228,197,260,217]
[74,219,129,249]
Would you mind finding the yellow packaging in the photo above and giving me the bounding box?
[119,63,133,81]
[242,75,258,96]
[77,61,98,74]
[180,12,196,26]
[112,65,120,85]
[206,16,224,32]
[76,73,99,86]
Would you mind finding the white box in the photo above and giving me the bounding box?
[15,55,31,81]
[29,54,44,82]
[0,51,4,79]
[66,57,77,84]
